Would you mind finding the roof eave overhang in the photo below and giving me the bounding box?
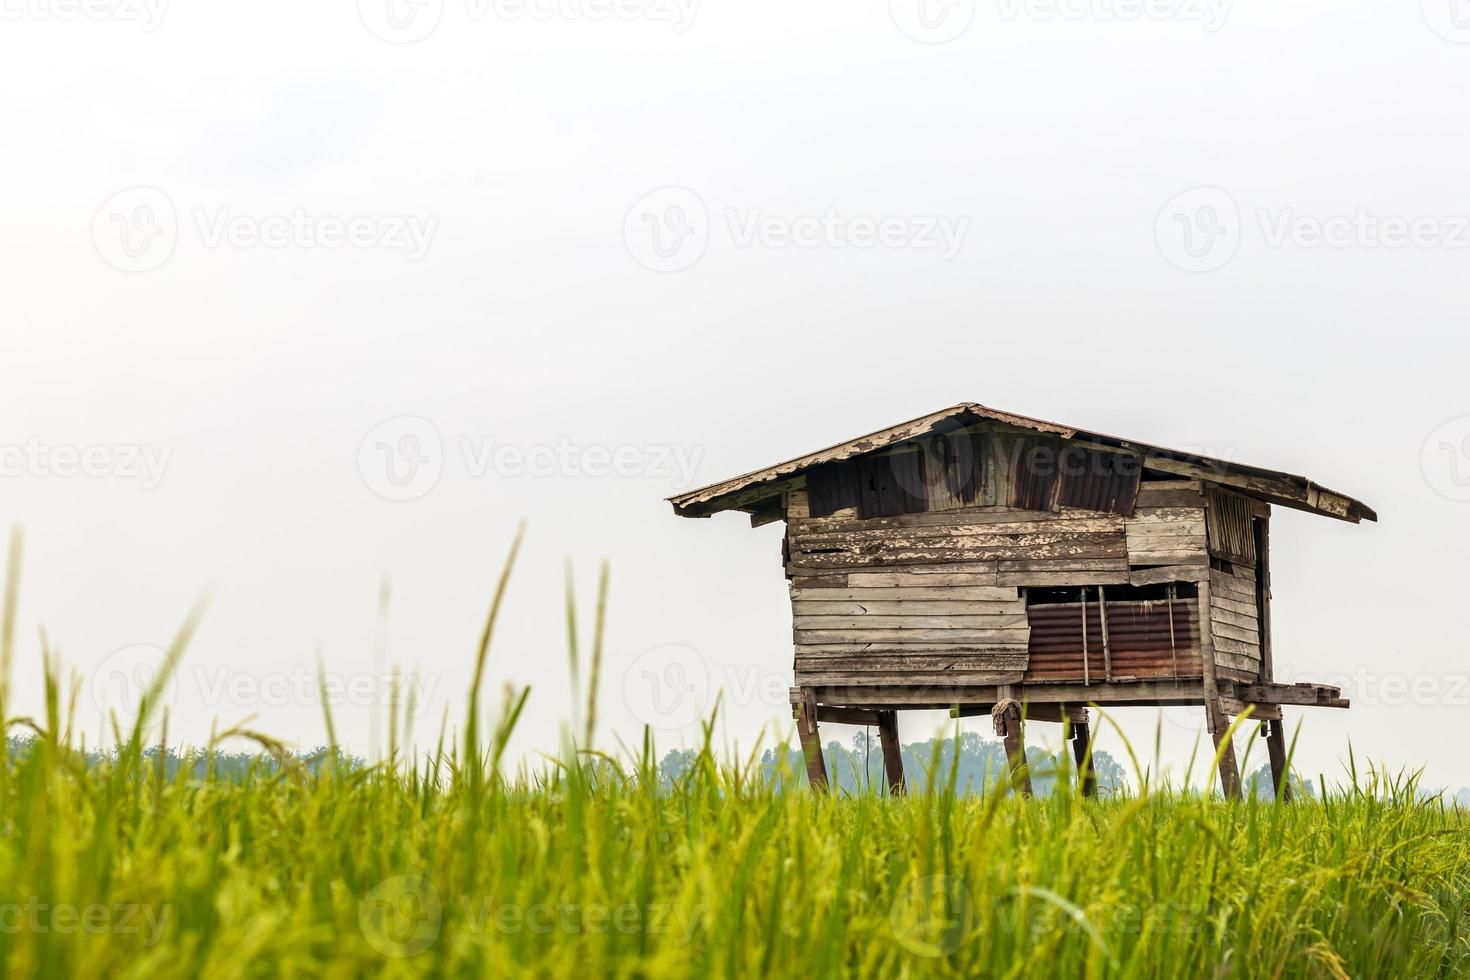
[667,403,1377,525]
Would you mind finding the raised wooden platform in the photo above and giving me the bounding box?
[788,679,1345,801]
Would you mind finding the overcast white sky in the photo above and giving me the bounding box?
[2,0,1468,791]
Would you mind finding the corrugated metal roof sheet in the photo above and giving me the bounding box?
[668,402,1377,524]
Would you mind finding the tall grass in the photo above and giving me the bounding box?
[1,527,1467,978]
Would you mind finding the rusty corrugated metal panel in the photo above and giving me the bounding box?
[667,401,1376,524]
[1012,437,1061,512]
[1023,599,1201,681]
[1058,446,1142,516]
[1206,489,1257,563]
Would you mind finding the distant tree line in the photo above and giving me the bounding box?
[659,730,1128,797]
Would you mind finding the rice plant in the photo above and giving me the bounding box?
[1,526,1466,978]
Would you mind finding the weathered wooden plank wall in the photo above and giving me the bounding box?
[783,436,1268,691]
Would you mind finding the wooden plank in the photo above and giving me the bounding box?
[1129,564,1209,586]
[796,641,1031,653]
[795,671,1025,687]
[1212,622,1261,646]
[793,614,1030,630]
[792,600,1026,616]
[996,557,1128,572]
[789,574,850,590]
[1209,594,1260,618]
[1133,485,1205,509]
[796,653,1029,668]
[1198,577,1242,800]
[998,570,1129,586]
[791,587,1021,603]
[797,627,1030,644]
[1213,648,1261,675]
[790,507,1103,535]
[787,541,1127,570]
[793,517,1123,549]
[845,569,1000,587]
[1207,607,1259,632]
[806,679,1208,707]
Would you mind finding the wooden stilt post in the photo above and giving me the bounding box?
[1265,714,1291,802]
[1197,577,1243,800]
[796,688,828,793]
[877,709,905,796]
[994,695,1032,798]
[1070,708,1096,798]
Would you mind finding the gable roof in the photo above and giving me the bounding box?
[668,402,1377,524]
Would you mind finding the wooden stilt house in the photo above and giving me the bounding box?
[668,403,1375,799]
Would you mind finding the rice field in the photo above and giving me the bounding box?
[2,531,1468,978]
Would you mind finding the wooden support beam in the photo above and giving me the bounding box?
[993,695,1032,797]
[1070,711,1096,798]
[1255,516,1274,682]
[796,689,828,793]
[1219,697,1281,720]
[1265,716,1291,802]
[1237,682,1346,707]
[877,710,905,796]
[809,680,1208,709]
[815,705,884,727]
